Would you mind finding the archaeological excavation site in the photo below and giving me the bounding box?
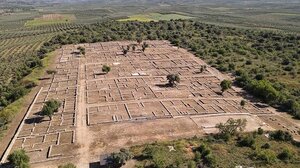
[1,40,299,168]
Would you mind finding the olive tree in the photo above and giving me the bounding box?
[142,42,149,52]
[216,118,247,140]
[167,74,180,87]
[41,99,61,120]
[102,65,111,74]
[220,80,232,94]
[77,46,85,55]
[240,100,246,108]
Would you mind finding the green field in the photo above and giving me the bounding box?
[25,14,76,26]
[118,13,194,22]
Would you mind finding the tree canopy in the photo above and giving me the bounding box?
[102,65,111,74]
[167,74,180,87]
[41,99,61,120]
[8,149,30,168]
[220,80,232,93]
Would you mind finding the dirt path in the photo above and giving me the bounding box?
[76,58,93,168]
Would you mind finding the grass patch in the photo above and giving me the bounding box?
[118,13,193,22]
[25,14,76,26]
[23,52,55,84]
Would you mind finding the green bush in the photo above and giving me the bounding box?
[8,149,30,168]
[255,150,277,164]
[277,148,293,161]
[257,127,264,135]
[269,130,293,142]
[261,143,271,149]
[237,135,255,148]
[107,148,133,167]
[220,80,232,93]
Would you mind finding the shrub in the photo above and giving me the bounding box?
[261,143,271,149]
[269,130,293,142]
[58,163,76,168]
[257,127,264,135]
[194,144,216,167]
[8,149,30,168]
[237,135,255,148]
[255,150,277,164]
[277,148,293,161]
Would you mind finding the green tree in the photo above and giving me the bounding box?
[137,38,142,45]
[8,149,30,168]
[122,47,128,55]
[240,100,246,108]
[41,99,61,120]
[77,46,85,55]
[220,80,232,94]
[102,65,111,74]
[216,118,247,139]
[108,148,133,167]
[167,74,180,87]
[199,65,206,73]
[257,127,264,135]
[132,45,136,51]
[142,42,149,52]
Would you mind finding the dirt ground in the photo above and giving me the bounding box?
[1,41,300,168]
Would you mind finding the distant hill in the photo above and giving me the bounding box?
[2,0,300,6]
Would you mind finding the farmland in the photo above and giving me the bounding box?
[118,13,193,22]
[25,14,76,27]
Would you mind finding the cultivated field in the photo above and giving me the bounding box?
[25,14,76,27]
[118,13,193,22]
[1,41,300,167]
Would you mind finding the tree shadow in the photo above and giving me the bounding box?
[25,117,44,124]
[155,83,174,88]
[216,91,223,95]
[33,110,44,116]
[95,72,107,76]
[0,162,13,168]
